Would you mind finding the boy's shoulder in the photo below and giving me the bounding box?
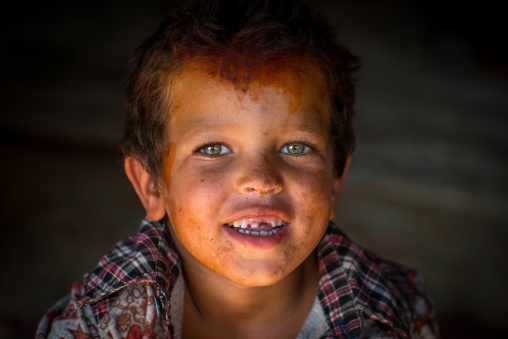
[318,221,439,337]
[73,217,179,308]
[36,218,181,338]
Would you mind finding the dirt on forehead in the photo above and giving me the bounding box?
[177,56,331,119]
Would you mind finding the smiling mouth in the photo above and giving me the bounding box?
[225,218,287,236]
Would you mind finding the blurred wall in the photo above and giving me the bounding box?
[1,0,507,338]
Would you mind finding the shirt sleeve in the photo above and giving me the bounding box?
[359,271,440,339]
[35,283,166,338]
[360,314,439,339]
[407,272,440,338]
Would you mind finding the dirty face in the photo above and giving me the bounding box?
[162,61,342,286]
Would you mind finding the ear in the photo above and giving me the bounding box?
[124,157,166,221]
[329,155,352,220]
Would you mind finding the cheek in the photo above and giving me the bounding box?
[181,164,231,193]
[291,169,333,235]
[167,171,235,262]
[168,166,222,210]
[294,169,332,206]
[171,208,231,269]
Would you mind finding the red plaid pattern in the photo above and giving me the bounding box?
[37,217,439,338]
[318,223,438,338]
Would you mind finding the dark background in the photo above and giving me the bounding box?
[1,0,507,338]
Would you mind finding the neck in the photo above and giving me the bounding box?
[181,251,319,336]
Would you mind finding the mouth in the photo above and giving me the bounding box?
[225,217,287,237]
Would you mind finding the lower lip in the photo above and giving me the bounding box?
[223,224,290,249]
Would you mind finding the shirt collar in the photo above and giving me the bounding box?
[316,221,409,338]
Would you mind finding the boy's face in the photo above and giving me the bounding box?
[161,62,346,286]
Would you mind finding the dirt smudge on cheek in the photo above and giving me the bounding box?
[212,240,236,274]
[295,168,334,227]
[303,169,330,196]
[280,238,303,276]
[217,238,234,256]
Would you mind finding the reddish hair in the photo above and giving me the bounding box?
[120,0,359,186]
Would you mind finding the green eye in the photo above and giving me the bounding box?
[199,144,232,156]
[281,142,310,155]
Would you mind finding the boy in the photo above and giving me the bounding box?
[37,0,439,338]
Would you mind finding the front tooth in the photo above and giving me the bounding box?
[270,220,277,227]
[241,221,249,229]
[251,222,259,228]
[233,221,241,228]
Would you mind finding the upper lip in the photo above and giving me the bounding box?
[223,205,292,225]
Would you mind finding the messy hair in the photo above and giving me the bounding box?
[120,0,359,187]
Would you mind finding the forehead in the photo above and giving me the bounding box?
[169,57,331,122]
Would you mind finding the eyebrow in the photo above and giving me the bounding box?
[173,111,329,142]
[174,120,239,140]
[292,116,329,133]
[278,113,330,139]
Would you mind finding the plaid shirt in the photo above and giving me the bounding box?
[36,217,439,338]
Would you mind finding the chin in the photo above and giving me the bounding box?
[221,261,292,287]
[230,275,285,288]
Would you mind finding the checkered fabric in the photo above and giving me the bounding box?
[36,217,439,338]
[318,223,438,338]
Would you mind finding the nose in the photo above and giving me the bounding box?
[234,152,283,196]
